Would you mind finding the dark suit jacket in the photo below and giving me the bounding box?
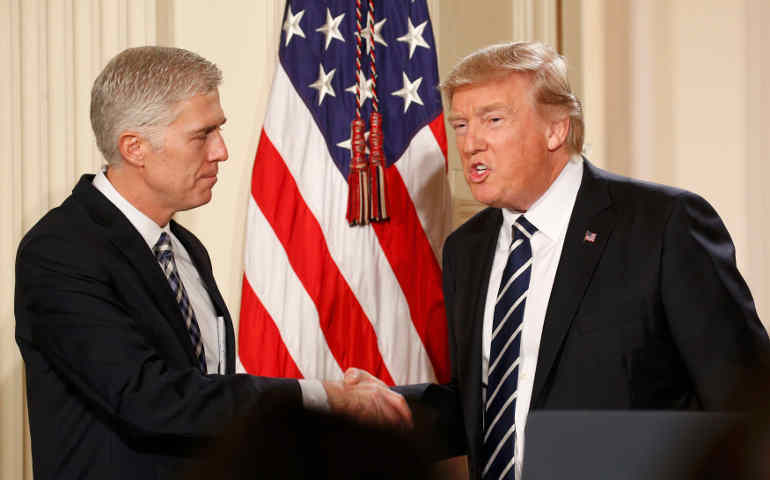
[15,175,301,479]
[406,161,769,479]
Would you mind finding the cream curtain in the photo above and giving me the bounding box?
[1,1,157,478]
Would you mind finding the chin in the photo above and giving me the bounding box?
[184,193,213,211]
[198,193,213,206]
[469,187,497,208]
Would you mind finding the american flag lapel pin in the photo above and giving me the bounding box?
[584,230,597,243]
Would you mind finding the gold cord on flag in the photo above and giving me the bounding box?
[346,0,389,226]
[346,0,370,225]
[367,0,388,222]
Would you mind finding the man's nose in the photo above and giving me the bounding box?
[462,123,485,156]
[209,130,228,162]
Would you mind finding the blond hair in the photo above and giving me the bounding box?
[90,46,222,164]
[441,41,584,154]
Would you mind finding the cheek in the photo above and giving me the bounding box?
[455,137,466,158]
[182,150,205,177]
[165,163,195,191]
[458,149,472,168]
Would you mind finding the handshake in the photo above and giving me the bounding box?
[322,367,413,429]
[190,368,428,480]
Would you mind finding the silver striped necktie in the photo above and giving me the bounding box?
[483,216,537,480]
[154,232,207,373]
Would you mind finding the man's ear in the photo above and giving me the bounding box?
[546,115,570,152]
[117,132,148,167]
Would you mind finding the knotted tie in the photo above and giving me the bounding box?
[153,232,207,373]
[483,216,537,480]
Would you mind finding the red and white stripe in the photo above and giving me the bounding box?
[239,64,451,385]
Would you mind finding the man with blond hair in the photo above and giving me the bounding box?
[393,41,768,480]
[15,46,411,479]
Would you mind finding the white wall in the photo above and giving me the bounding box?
[167,0,285,330]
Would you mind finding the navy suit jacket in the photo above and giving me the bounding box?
[404,161,769,479]
[15,175,301,479]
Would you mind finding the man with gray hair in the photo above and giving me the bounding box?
[15,46,411,479]
[390,41,768,480]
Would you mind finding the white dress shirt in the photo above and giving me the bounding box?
[481,155,583,479]
[92,170,327,408]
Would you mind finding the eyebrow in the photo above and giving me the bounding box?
[477,102,511,115]
[191,117,227,135]
[448,102,511,123]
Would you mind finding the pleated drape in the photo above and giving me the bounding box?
[0,2,157,477]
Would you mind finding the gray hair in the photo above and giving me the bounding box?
[90,46,223,164]
[441,41,584,154]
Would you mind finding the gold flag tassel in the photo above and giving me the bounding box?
[346,118,370,225]
[368,112,388,222]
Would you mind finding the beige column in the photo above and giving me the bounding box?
[746,0,769,324]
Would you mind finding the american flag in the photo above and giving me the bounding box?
[238,0,452,385]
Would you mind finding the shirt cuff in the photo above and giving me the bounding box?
[298,379,330,412]
[235,355,246,374]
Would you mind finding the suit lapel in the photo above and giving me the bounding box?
[171,221,235,373]
[456,208,502,462]
[72,176,199,366]
[531,161,617,408]
[170,222,227,317]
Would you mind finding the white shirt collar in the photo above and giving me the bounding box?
[92,168,169,250]
[501,154,583,242]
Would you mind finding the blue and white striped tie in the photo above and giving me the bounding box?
[483,216,537,480]
[154,232,207,373]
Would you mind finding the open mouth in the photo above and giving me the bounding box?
[468,162,490,182]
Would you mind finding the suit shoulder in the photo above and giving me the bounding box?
[594,165,708,210]
[588,165,725,239]
[18,194,95,254]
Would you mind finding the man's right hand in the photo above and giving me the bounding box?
[323,368,413,430]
